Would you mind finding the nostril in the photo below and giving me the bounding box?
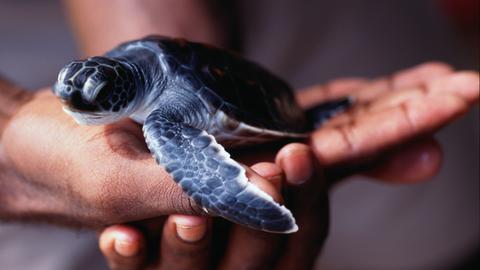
[54,83,73,101]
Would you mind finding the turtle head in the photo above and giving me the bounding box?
[53,56,140,125]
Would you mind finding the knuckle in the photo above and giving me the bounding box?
[337,124,356,153]
[399,103,417,132]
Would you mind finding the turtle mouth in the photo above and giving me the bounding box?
[62,106,122,125]
[63,90,100,112]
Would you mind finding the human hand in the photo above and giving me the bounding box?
[0,78,36,219]
[0,90,282,227]
[226,62,478,185]
[99,157,328,270]
[98,62,479,269]
[102,134,449,270]
[299,62,478,183]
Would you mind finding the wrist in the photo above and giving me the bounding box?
[0,87,80,226]
[0,78,33,137]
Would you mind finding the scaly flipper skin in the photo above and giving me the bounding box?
[143,109,298,233]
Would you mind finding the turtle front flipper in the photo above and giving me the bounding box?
[143,109,298,233]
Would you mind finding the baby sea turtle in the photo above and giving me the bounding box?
[53,36,351,233]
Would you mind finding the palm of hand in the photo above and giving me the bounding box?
[299,63,478,183]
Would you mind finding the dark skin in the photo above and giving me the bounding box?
[1,65,476,268]
[93,63,478,270]
[0,0,477,269]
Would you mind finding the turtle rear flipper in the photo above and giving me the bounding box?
[143,109,298,233]
[306,96,354,129]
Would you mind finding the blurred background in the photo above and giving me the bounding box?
[0,0,478,269]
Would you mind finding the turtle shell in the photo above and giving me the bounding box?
[146,36,308,134]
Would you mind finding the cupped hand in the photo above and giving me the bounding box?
[231,62,478,185]
[99,157,327,270]
[98,62,479,269]
[300,62,478,183]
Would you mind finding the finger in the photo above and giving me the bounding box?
[99,225,146,270]
[296,62,454,108]
[313,62,452,105]
[348,62,454,104]
[275,143,315,185]
[311,71,478,167]
[370,71,479,112]
[250,162,284,191]
[365,138,443,183]
[391,61,453,90]
[243,163,285,203]
[297,78,368,108]
[322,71,479,128]
[426,71,479,104]
[157,215,211,270]
[277,149,328,270]
[219,162,285,270]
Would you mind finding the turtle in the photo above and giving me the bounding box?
[52,36,351,233]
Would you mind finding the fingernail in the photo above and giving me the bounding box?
[113,232,138,257]
[173,215,207,243]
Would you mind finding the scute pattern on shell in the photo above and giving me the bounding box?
[137,36,309,133]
